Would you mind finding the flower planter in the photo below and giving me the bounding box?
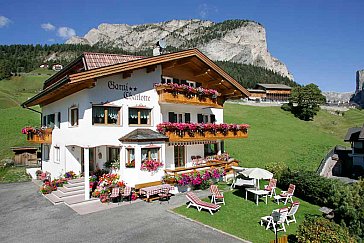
[165,130,248,142]
[155,85,223,108]
[23,127,53,144]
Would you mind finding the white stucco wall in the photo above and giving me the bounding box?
[40,64,225,183]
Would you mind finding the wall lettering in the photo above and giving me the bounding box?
[107,81,151,102]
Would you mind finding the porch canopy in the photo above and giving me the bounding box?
[119,129,169,142]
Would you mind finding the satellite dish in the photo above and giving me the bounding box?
[158,39,167,49]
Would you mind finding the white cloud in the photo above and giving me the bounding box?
[0,16,11,28]
[57,27,76,39]
[41,23,55,31]
[198,3,218,19]
[48,38,55,42]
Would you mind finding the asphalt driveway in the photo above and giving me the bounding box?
[0,182,245,243]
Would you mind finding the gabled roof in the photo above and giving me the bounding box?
[344,126,364,142]
[256,83,292,90]
[83,52,144,70]
[119,129,169,142]
[22,49,250,108]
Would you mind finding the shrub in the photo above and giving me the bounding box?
[279,169,339,206]
[280,103,291,112]
[280,169,364,238]
[296,215,357,243]
[264,161,288,181]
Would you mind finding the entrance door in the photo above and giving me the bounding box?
[174,146,185,168]
[81,148,96,175]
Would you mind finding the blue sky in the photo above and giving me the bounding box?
[0,0,363,92]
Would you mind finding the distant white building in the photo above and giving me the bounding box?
[22,49,250,199]
[52,64,63,71]
[39,64,49,69]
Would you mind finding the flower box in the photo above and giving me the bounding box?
[22,127,52,144]
[155,84,223,108]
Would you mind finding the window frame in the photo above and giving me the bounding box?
[141,147,160,161]
[43,145,50,161]
[174,146,185,168]
[69,107,79,127]
[92,105,121,126]
[126,148,135,168]
[128,108,152,126]
[54,146,60,163]
[108,147,120,162]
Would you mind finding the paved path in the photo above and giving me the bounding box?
[0,182,247,243]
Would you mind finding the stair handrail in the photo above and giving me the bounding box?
[316,147,336,175]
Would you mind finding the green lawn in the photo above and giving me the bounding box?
[174,185,320,243]
[0,166,31,183]
[223,103,364,171]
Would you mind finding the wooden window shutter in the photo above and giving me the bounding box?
[185,113,191,123]
[210,114,216,124]
[169,112,176,122]
[197,114,203,123]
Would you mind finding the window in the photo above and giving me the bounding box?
[204,143,218,156]
[54,146,60,163]
[43,145,50,161]
[129,108,151,125]
[141,148,160,161]
[169,112,190,123]
[42,114,56,128]
[69,107,78,127]
[174,146,185,167]
[186,81,196,87]
[93,106,120,125]
[108,147,120,162]
[126,148,135,168]
[197,113,212,123]
[161,76,173,84]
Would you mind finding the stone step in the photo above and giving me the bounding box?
[53,189,84,198]
[63,194,98,206]
[59,185,84,193]
[67,178,84,184]
[64,181,84,188]
[44,193,63,205]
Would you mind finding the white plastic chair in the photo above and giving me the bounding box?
[274,184,295,205]
[260,207,288,233]
[286,201,300,225]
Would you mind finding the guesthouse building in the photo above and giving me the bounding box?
[22,49,250,199]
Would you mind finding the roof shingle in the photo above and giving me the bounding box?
[119,129,169,142]
[83,52,144,70]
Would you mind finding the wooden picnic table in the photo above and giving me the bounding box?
[139,184,174,202]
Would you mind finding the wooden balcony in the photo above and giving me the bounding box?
[164,159,239,178]
[26,128,52,144]
[155,86,223,108]
[165,130,248,142]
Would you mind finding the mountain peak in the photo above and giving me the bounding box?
[66,19,293,79]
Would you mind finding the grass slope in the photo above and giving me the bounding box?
[0,74,45,159]
[174,184,320,243]
[224,103,364,171]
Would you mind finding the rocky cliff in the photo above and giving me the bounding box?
[67,19,293,79]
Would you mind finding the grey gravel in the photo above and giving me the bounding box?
[0,182,247,243]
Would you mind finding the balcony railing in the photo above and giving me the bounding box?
[157,122,249,142]
[21,127,52,144]
[155,84,223,108]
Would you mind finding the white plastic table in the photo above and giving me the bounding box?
[245,188,269,205]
